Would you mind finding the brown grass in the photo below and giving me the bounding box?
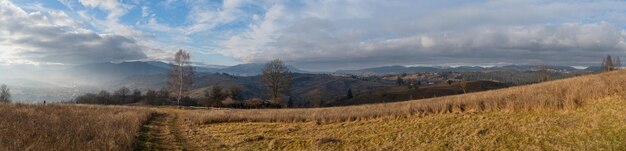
[184,70,626,124]
[187,96,626,150]
[0,104,156,150]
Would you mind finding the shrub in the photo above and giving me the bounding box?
[244,98,264,108]
[221,97,242,108]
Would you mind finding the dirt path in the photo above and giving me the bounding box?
[135,111,191,151]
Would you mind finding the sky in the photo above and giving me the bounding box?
[1,0,626,71]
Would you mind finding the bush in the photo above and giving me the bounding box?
[222,97,242,108]
[244,98,264,108]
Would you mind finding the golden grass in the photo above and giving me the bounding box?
[184,70,626,124]
[183,96,626,150]
[0,104,156,150]
[0,70,623,150]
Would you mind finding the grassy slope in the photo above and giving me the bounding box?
[0,104,156,151]
[0,70,623,150]
[332,80,510,106]
[181,70,626,124]
[185,96,626,150]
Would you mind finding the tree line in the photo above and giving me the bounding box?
[74,87,173,105]
[74,49,294,108]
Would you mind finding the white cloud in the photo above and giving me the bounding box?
[141,6,149,18]
[182,0,253,34]
[219,4,285,62]
[218,0,626,70]
[77,0,129,19]
[5,0,626,70]
[0,0,146,65]
[57,0,75,10]
[420,36,435,48]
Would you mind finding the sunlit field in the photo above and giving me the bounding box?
[0,104,156,150]
[175,70,626,150]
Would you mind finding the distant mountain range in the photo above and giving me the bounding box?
[70,61,307,77]
[217,63,307,76]
[0,61,604,103]
[60,61,605,82]
[3,61,600,89]
[336,65,595,75]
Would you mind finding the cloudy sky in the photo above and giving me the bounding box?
[1,0,626,71]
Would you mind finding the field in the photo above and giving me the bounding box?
[331,80,511,106]
[0,70,625,150]
[182,70,626,124]
[171,70,626,150]
[180,96,626,150]
[0,104,156,150]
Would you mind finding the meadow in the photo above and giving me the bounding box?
[168,70,626,150]
[183,70,626,124]
[0,104,156,150]
[0,70,624,150]
[182,96,626,150]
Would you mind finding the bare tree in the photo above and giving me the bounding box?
[204,85,225,107]
[97,90,111,104]
[132,89,142,103]
[616,56,622,69]
[460,77,468,94]
[0,84,11,103]
[144,89,158,105]
[114,87,130,104]
[602,55,615,72]
[168,49,194,107]
[396,76,404,86]
[157,88,170,105]
[228,86,242,101]
[261,59,291,106]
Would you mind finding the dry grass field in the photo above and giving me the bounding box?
[0,70,624,150]
[173,70,626,150]
[0,104,156,150]
[181,96,626,150]
[184,70,626,124]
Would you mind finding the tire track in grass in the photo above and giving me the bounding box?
[134,111,190,151]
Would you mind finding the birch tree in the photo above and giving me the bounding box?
[168,49,194,107]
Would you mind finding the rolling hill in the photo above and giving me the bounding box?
[2,70,625,150]
[337,65,585,75]
[176,69,626,150]
[112,72,397,107]
[330,80,510,106]
[218,63,307,76]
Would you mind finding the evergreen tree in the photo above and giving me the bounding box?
[347,88,353,99]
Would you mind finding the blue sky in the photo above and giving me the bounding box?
[2,0,626,71]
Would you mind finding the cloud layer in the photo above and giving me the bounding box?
[218,0,626,70]
[2,0,626,70]
[0,1,146,65]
